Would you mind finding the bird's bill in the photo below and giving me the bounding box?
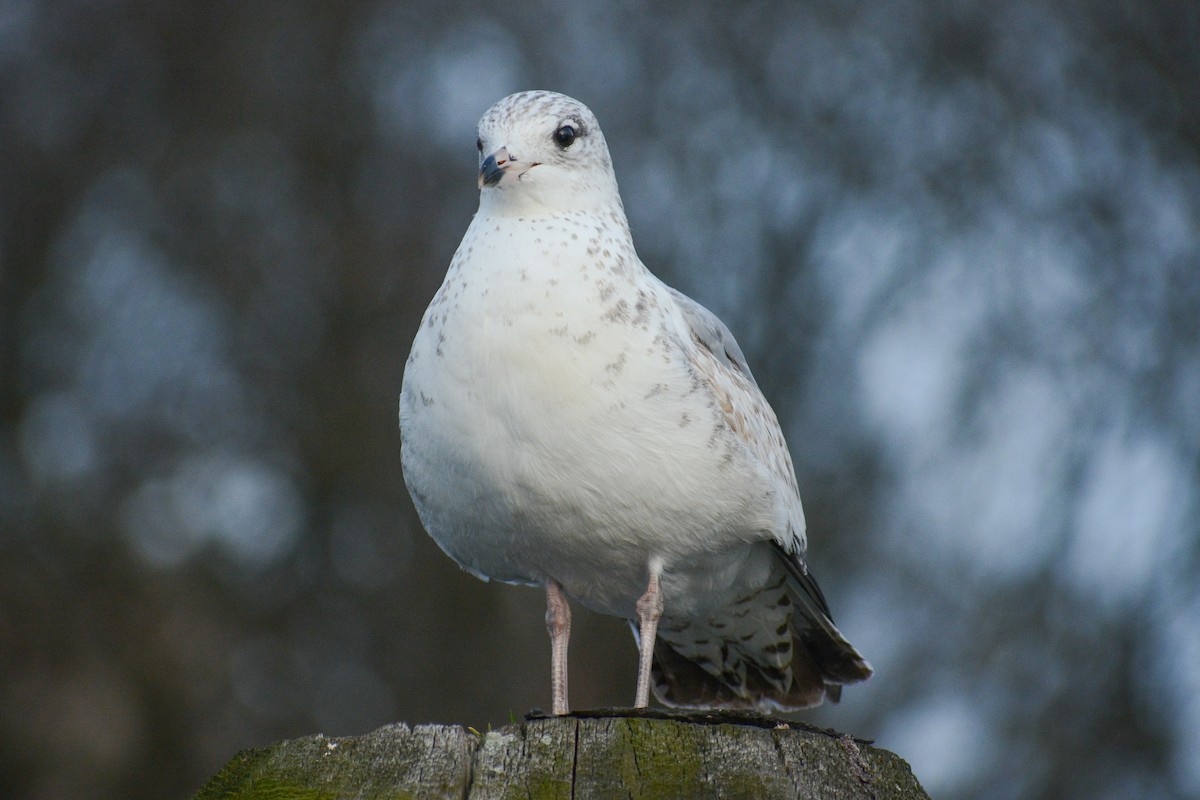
[478,147,537,189]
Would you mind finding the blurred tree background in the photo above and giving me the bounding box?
[1,1,1197,798]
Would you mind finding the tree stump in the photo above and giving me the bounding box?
[194,708,928,799]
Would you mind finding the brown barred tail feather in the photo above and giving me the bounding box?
[644,544,872,711]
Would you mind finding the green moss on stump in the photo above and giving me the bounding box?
[194,711,929,800]
[195,722,475,800]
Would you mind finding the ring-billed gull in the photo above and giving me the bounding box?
[400,90,872,714]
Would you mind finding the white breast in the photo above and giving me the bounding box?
[400,209,781,618]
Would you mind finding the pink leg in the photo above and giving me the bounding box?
[545,579,571,715]
[634,569,664,708]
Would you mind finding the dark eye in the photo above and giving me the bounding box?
[553,125,577,148]
[476,137,483,152]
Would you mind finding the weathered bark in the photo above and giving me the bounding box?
[194,709,929,799]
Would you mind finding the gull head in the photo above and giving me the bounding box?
[475,91,622,215]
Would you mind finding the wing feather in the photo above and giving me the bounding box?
[666,285,806,553]
[642,284,872,710]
